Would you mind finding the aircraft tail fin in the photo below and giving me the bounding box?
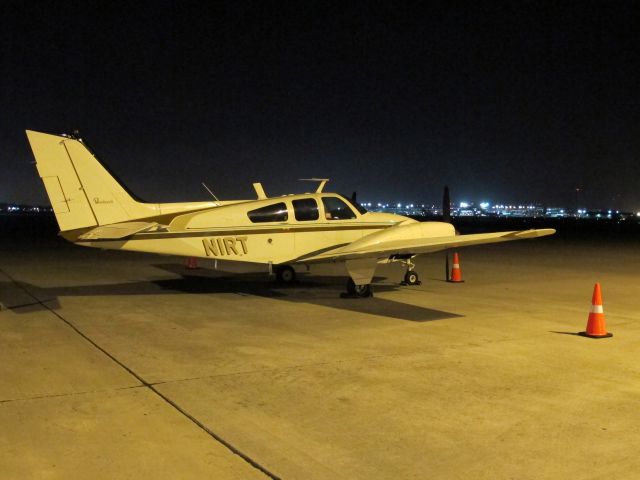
[26,130,157,232]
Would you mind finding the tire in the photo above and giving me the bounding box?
[404,271,419,285]
[346,278,372,297]
[275,265,296,283]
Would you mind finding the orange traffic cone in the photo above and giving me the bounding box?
[579,283,612,338]
[448,252,464,283]
[185,257,199,270]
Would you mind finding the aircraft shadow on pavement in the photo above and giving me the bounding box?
[153,264,463,323]
[0,281,62,312]
[2,265,463,323]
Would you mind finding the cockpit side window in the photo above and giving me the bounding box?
[321,197,357,220]
[292,198,319,221]
[247,202,288,223]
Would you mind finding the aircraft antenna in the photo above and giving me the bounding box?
[299,178,330,193]
[201,182,219,201]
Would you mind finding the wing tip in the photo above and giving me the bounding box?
[516,228,556,238]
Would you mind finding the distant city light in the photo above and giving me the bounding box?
[285,197,640,222]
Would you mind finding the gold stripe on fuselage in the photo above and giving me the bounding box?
[78,222,391,242]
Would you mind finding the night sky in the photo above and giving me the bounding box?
[2,2,638,209]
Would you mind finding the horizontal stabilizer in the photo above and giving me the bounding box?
[77,222,160,240]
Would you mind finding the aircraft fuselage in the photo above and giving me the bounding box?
[77,193,415,266]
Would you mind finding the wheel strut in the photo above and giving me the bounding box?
[399,257,421,285]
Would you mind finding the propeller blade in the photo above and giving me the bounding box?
[443,185,451,223]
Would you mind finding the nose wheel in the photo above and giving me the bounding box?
[398,257,421,286]
[403,270,421,285]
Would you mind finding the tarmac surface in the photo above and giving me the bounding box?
[1,224,639,479]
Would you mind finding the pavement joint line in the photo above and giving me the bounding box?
[147,359,356,386]
[0,386,148,404]
[150,330,569,387]
[1,389,102,404]
[3,301,51,309]
[147,353,413,386]
[0,267,282,480]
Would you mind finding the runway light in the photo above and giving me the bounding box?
[459,202,469,208]
[480,202,489,209]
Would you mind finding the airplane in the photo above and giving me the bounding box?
[26,130,555,298]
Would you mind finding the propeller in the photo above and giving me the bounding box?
[442,185,451,223]
[442,185,453,281]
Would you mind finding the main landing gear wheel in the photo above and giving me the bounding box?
[275,265,296,284]
[341,278,373,298]
[394,255,421,286]
[403,270,421,286]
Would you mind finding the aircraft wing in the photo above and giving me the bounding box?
[298,228,556,263]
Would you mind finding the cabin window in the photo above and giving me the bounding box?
[322,197,357,220]
[247,202,288,223]
[293,198,319,221]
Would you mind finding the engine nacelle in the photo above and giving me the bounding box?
[344,221,456,252]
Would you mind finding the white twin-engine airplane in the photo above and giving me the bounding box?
[26,130,555,297]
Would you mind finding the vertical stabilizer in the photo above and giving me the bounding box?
[26,130,158,231]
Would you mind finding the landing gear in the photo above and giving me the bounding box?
[403,270,420,285]
[396,256,421,286]
[340,278,373,298]
[275,265,296,284]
